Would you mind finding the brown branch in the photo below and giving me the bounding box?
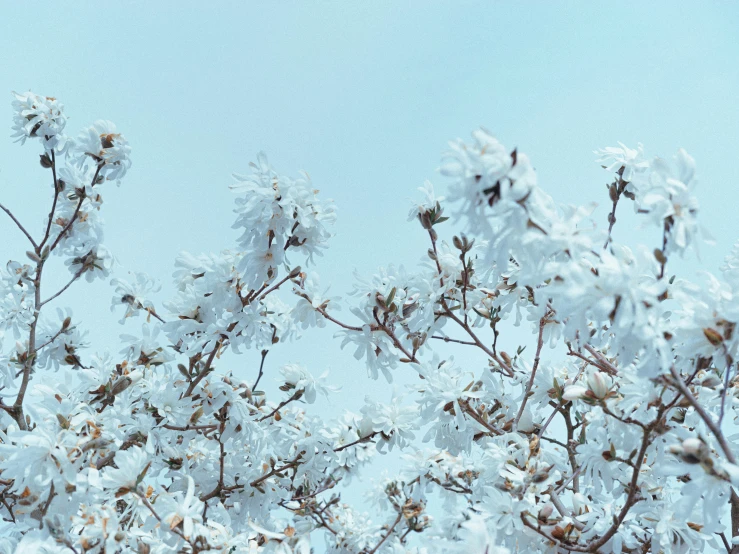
[252,349,269,391]
[515,317,546,428]
[364,511,403,554]
[460,401,503,436]
[669,366,736,464]
[39,149,61,250]
[250,456,302,488]
[426,229,514,377]
[0,202,38,249]
[258,390,303,422]
[162,423,218,433]
[48,164,102,253]
[334,431,379,452]
[256,273,294,302]
[430,335,476,346]
[133,489,190,544]
[582,344,618,376]
[183,340,222,398]
[37,482,56,529]
[314,305,364,332]
[39,269,83,307]
[200,410,228,503]
[35,325,68,352]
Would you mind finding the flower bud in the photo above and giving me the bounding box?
[562,385,588,401]
[110,370,142,396]
[538,503,554,521]
[587,372,612,399]
[608,183,619,203]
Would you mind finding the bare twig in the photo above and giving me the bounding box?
[252,349,269,390]
[364,512,403,554]
[258,390,303,422]
[514,317,546,428]
[334,431,380,452]
[39,149,61,250]
[0,202,37,249]
[40,269,83,307]
[669,366,736,464]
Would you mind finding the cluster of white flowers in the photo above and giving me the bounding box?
[0,93,738,554]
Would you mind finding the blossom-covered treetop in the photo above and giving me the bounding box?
[0,93,737,554]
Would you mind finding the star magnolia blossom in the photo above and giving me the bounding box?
[0,93,737,554]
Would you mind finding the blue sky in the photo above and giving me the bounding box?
[1,0,739,517]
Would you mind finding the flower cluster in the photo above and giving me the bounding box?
[0,93,738,554]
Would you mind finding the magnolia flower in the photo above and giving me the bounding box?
[64,246,114,282]
[595,142,649,182]
[110,272,161,323]
[101,447,149,491]
[408,180,446,221]
[76,120,132,181]
[587,371,613,399]
[360,393,418,452]
[456,514,510,554]
[292,272,338,329]
[279,363,337,403]
[11,91,68,151]
[0,284,34,339]
[156,477,203,540]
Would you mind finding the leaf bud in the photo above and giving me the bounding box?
[189,406,204,424]
[39,153,52,168]
[703,328,724,346]
[608,183,619,203]
[56,413,70,429]
[110,370,143,396]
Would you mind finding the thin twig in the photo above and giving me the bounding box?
[253,349,269,390]
[39,149,61,250]
[334,431,380,452]
[40,269,83,307]
[669,366,736,464]
[365,512,403,554]
[514,317,546,428]
[0,203,37,249]
[258,390,303,422]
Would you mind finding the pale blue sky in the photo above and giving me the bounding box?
[1,0,739,524]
